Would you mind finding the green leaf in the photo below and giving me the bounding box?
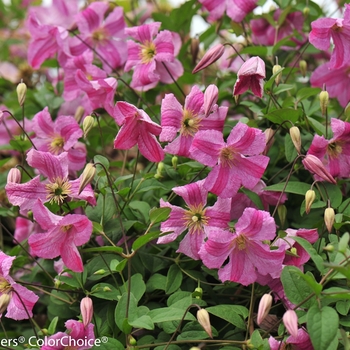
[264,181,310,196]
[296,87,321,101]
[115,292,138,333]
[9,138,32,152]
[307,305,339,350]
[240,46,268,56]
[300,271,323,296]
[129,200,151,222]
[146,273,167,292]
[122,273,146,302]
[281,266,316,308]
[110,259,127,273]
[91,283,121,300]
[82,246,123,254]
[94,155,110,172]
[206,305,248,329]
[322,287,350,300]
[132,231,161,251]
[129,314,154,330]
[284,133,298,162]
[338,232,349,253]
[240,188,264,210]
[149,307,196,323]
[149,207,171,224]
[264,67,285,91]
[165,265,182,294]
[90,338,124,350]
[57,275,81,288]
[264,108,300,125]
[307,116,326,135]
[47,316,59,335]
[250,329,270,350]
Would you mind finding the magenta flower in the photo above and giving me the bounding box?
[0,251,39,320]
[125,22,183,91]
[199,208,285,286]
[5,149,96,212]
[307,118,350,178]
[233,56,265,98]
[157,180,231,260]
[28,199,92,272]
[113,102,164,162]
[31,107,86,172]
[309,4,350,69]
[74,1,127,72]
[310,61,350,108]
[190,122,269,198]
[302,154,336,184]
[160,85,227,157]
[198,0,258,22]
[41,319,95,350]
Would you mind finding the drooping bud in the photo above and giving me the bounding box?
[257,294,273,325]
[0,294,11,314]
[78,163,96,194]
[197,308,213,338]
[282,310,298,338]
[74,106,85,123]
[16,81,27,106]
[154,162,164,179]
[80,296,93,328]
[305,189,316,214]
[289,126,301,154]
[319,90,329,115]
[299,60,307,77]
[204,84,219,117]
[302,155,336,184]
[172,156,178,169]
[324,207,335,233]
[272,64,282,86]
[7,168,21,184]
[192,44,225,74]
[83,115,95,138]
[278,205,287,228]
[190,37,200,65]
[264,128,275,155]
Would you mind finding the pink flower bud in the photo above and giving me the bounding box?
[282,310,298,338]
[204,84,219,117]
[305,190,316,214]
[257,293,273,325]
[80,296,93,328]
[7,168,21,184]
[197,308,212,338]
[302,155,336,184]
[324,207,335,233]
[192,44,225,74]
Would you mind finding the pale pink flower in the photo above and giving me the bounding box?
[158,180,231,260]
[125,22,183,91]
[233,57,265,98]
[28,199,92,272]
[283,310,299,337]
[199,208,285,286]
[0,251,39,320]
[302,154,337,184]
[269,328,313,350]
[160,85,227,157]
[113,102,164,162]
[190,122,269,198]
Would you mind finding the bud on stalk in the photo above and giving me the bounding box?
[324,207,335,233]
[299,60,307,77]
[16,81,27,106]
[283,310,298,337]
[78,163,96,194]
[192,44,225,74]
[257,294,273,325]
[197,308,213,338]
[319,90,329,115]
[7,168,21,184]
[305,190,316,214]
[289,126,301,154]
[272,64,282,86]
[80,296,93,328]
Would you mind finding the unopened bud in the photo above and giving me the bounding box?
[272,64,282,86]
[154,162,164,179]
[303,7,310,17]
[74,106,85,123]
[192,44,225,74]
[257,294,273,325]
[80,296,93,328]
[305,190,316,214]
[103,286,112,292]
[204,84,219,117]
[172,156,178,169]
[83,115,95,138]
[197,308,212,338]
[324,207,335,233]
[290,247,298,256]
[264,128,275,155]
[323,244,334,252]
[192,287,203,299]
[129,335,137,346]
[278,205,287,228]
[0,294,11,314]
[16,81,27,107]
[319,90,329,115]
[289,126,301,153]
[190,37,200,65]
[302,155,336,184]
[94,269,106,275]
[78,163,96,194]
[283,310,298,338]
[7,168,21,184]
[299,60,307,77]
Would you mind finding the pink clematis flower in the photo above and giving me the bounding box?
[41,319,95,350]
[199,208,285,286]
[113,101,164,162]
[269,328,313,350]
[309,4,350,69]
[306,118,350,178]
[28,200,92,272]
[157,180,231,260]
[199,0,258,22]
[31,107,86,172]
[125,22,183,91]
[310,62,350,108]
[5,149,96,212]
[0,251,39,320]
[74,1,127,73]
[233,56,266,98]
[160,85,227,158]
[190,122,269,198]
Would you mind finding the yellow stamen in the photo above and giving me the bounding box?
[140,41,157,64]
[45,177,72,205]
[49,136,65,155]
[183,204,208,235]
[180,109,201,137]
[0,277,12,294]
[219,147,236,168]
[327,141,343,159]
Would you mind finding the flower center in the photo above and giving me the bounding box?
[45,177,72,205]
[92,27,108,43]
[219,147,236,167]
[62,224,73,233]
[180,109,201,137]
[0,277,12,294]
[49,136,65,155]
[140,41,157,64]
[235,234,248,251]
[332,19,343,32]
[183,204,208,235]
[327,141,343,159]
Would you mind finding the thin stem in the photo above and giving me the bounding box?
[161,62,186,98]
[223,43,246,62]
[284,42,310,84]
